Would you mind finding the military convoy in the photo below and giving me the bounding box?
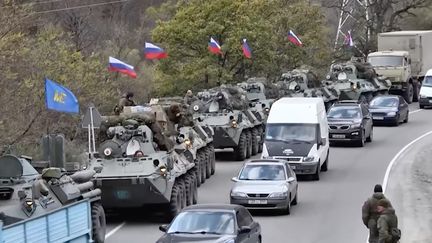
[0,154,106,243]
[83,103,214,218]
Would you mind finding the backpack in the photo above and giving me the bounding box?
[391,228,401,241]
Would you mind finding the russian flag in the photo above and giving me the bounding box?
[242,39,252,59]
[288,30,303,47]
[144,42,168,60]
[108,57,137,78]
[344,30,354,47]
[208,37,222,55]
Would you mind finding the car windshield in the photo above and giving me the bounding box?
[327,106,361,119]
[369,97,399,107]
[423,76,432,87]
[265,124,317,143]
[239,164,286,180]
[168,211,235,235]
[368,56,403,67]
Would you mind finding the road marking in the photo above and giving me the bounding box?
[409,109,422,114]
[383,129,432,192]
[105,222,126,240]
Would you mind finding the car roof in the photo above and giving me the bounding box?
[371,95,399,99]
[332,103,361,108]
[246,159,287,164]
[182,204,243,212]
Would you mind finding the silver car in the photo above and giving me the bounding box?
[230,159,298,214]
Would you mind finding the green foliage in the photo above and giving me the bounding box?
[151,0,331,96]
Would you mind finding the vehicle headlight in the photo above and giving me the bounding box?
[350,123,362,129]
[103,148,112,156]
[387,111,397,116]
[269,191,288,198]
[303,156,315,162]
[193,105,200,111]
[231,120,238,128]
[231,191,247,198]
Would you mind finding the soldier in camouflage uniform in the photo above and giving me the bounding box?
[184,90,197,105]
[114,92,136,115]
[377,199,399,243]
[362,184,393,243]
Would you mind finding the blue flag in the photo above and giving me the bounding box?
[45,78,79,114]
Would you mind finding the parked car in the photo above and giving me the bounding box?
[157,204,262,243]
[230,159,298,214]
[327,101,373,147]
[369,95,409,126]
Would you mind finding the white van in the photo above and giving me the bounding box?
[419,69,432,109]
[261,97,329,180]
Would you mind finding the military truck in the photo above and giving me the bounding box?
[85,104,213,218]
[276,69,340,110]
[0,154,106,243]
[322,60,391,104]
[367,30,432,103]
[190,85,265,161]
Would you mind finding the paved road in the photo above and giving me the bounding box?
[105,104,431,243]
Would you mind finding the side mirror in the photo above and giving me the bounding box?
[231,177,239,182]
[287,177,295,183]
[159,224,168,232]
[239,226,252,234]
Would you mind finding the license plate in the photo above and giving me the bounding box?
[332,134,345,138]
[248,200,267,204]
[373,116,384,120]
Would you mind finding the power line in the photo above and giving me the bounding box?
[32,0,129,14]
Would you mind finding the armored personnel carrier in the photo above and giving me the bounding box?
[0,154,106,243]
[189,85,265,160]
[322,59,391,103]
[276,69,340,110]
[86,104,211,218]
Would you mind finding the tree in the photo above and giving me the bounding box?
[151,0,331,96]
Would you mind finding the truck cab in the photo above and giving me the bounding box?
[367,51,414,103]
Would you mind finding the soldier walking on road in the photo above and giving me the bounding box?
[362,184,393,243]
[377,199,400,243]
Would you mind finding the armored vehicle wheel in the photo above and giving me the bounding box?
[246,130,252,159]
[209,144,216,175]
[257,127,264,153]
[179,180,187,209]
[359,95,367,104]
[184,177,194,206]
[193,167,201,187]
[189,173,198,204]
[204,148,211,179]
[235,132,248,161]
[91,203,107,243]
[198,151,206,184]
[169,183,182,218]
[251,128,260,155]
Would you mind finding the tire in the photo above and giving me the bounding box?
[292,190,298,205]
[199,152,206,184]
[235,132,248,161]
[420,104,425,109]
[184,176,194,206]
[283,196,291,215]
[257,127,264,153]
[359,95,367,104]
[356,130,365,147]
[404,83,414,104]
[413,82,420,102]
[403,113,409,123]
[204,148,211,179]
[251,128,259,155]
[190,173,198,204]
[169,183,182,219]
[193,167,201,187]
[246,130,252,159]
[209,145,215,175]
[321,153,329,172]
[393,115,400,127]
[178,180,187,210]
[312,164,320,181]
[91,203,106,243]
[366,127,373,142]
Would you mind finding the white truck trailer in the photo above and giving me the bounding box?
[367,30,432,103]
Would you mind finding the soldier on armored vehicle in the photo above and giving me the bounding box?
[189,85,264,161]
[0,154,106,242]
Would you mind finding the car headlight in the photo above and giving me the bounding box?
[350,123,362,129]
[231,191,247,198]
[303,156,315,162]
[387,111,397,116]
[269,191,288,198]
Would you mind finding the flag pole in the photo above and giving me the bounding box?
[89,106,96,154]
[87,124,92,158]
